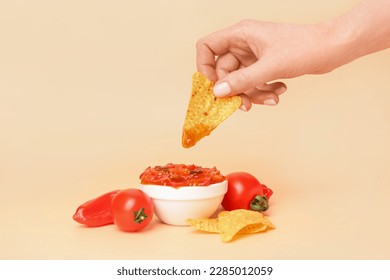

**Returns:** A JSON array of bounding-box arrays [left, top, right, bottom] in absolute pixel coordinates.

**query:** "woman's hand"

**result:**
[[196, 0, 390, 111], [197, 20, 337, 110]]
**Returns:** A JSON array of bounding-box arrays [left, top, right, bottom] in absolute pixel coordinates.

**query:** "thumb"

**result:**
[[213, 61, 274, 97]]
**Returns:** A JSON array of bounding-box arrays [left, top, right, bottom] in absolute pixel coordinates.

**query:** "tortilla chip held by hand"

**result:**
[[182, 72, 242, 148]]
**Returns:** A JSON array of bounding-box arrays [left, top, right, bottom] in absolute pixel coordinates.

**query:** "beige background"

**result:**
[[1, 0, 389, 259]]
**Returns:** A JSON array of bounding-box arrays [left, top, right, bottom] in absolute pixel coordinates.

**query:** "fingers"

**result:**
[[238, 82, 287, 111], [196, 42, 217, 82], [246, 90, 280, 106], [215, 53, 240, 79], [247, 82, 286, 104], [196, 24, 244, 82], [253, 81, 287, 95], [196, 22, 286, 110], [239, 93, 252, 112], [196, 31, 231, 82], [213, 61, 276, 97], [196, 21, 275, 96]]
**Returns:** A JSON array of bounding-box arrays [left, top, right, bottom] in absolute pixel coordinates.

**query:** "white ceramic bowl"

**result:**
[[139, 180, 227, 226]]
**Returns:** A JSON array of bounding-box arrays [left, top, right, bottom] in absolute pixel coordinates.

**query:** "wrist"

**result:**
[[316, 18, 361, 73], [322, 0, 390, 71]]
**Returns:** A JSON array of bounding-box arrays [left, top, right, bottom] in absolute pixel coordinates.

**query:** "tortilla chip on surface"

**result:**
[[187, 209, 275, 242]]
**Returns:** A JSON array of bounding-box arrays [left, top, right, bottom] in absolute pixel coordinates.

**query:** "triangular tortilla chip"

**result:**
[[182, 72, 241, 148], [186, 210, 275, 242], [186, 217, 220, 233], [218, 210, 275, 242]]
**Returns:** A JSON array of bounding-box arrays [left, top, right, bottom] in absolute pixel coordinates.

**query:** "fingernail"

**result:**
[[239, 104, 248, 112], [275, 86, 287, 94], [264, 99, 277, 106], [213, 82, 231, 97]]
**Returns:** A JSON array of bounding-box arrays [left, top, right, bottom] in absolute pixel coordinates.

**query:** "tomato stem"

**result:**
[[250, 195, 269, 212], [133, 208, 148, 224]]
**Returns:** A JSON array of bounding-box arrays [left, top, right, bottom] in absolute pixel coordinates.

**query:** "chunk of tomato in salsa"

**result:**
[[139, 163, 226, 187]]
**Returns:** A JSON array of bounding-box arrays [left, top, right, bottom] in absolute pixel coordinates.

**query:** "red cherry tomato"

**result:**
[[111, 189, 154, 232], [222, 172, 273, 212]]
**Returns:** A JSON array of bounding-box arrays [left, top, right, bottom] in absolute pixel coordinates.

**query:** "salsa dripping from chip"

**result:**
[[182, 72, 242, 148]]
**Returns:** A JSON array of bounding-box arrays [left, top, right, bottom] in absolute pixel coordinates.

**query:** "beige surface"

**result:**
[[1, 0, 389, 260]]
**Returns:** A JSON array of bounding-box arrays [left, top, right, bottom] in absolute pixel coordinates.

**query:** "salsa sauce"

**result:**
[[139, 163, 226, 187]]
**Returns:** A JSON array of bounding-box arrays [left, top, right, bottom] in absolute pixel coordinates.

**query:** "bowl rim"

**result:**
[[139, 180, 227, 200]]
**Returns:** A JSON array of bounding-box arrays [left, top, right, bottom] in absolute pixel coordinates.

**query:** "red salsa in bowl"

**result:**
[[139, 163, 226, 187]]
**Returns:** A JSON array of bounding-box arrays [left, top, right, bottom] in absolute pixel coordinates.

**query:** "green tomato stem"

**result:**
[[250, 195, 269, 212], [133, 208, 148, 224]]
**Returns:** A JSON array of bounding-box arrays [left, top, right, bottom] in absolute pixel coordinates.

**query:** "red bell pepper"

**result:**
[[73, 190, 120, 227]]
